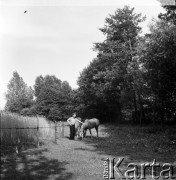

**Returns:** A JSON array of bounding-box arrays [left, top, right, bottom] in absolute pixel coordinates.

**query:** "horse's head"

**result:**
[[74, 117, 83, 138], [79, 124, 86, 139]]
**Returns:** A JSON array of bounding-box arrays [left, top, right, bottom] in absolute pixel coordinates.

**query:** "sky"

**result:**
[[0, 0, 165, 110]]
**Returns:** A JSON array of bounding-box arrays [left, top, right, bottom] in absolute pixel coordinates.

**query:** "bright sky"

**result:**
[[0, 0, 165, 110]]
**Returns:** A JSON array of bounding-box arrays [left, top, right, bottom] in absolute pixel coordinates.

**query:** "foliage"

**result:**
[[141, 19, 176, 122], [34, 75, 74, 121], [77, 6, 145, 122], [158, 0, 176, 25], [20, 107, 37, 116], [5, 71, 34, 113], [78, 5, 176, 124]]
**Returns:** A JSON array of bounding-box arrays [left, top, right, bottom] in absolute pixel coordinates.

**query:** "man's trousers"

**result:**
[[69, 125, 75, 140]]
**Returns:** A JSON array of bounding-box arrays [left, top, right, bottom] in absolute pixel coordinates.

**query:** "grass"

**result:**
[[75, 123, 176, 179], [1, 122, 176, 179], [0, 111, 51, 153]]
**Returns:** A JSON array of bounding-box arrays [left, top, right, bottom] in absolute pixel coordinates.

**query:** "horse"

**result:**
[[79, 118, 99, 139]]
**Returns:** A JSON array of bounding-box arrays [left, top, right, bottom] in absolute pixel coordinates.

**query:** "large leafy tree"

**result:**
[[141, 19, 176, 122], [34, 75, 74, 121], [5, 71, 34, 113], [78, 6, 145, 122]]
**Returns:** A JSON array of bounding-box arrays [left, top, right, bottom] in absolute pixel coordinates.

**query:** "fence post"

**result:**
[[10, 128, 12, 144], [37, 116, 39, 148], [15, 128, 19, 153], [61, 121, 64, 138], [55, 122, 57, 144]]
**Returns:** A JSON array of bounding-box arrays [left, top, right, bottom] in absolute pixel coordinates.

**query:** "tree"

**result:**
[[34, 75, 74, 121], [141, 19, 176, 122], [5, 71, 34, 113], [158, 0, 176, 24], [78, 6, 145, 122], [34, 75, 61, 97]]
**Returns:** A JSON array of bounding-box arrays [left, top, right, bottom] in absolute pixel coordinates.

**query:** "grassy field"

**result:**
[[1, 122, 176, 180]]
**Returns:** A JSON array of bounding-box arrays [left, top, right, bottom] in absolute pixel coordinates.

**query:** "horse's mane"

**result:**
[[77, 117, 86, 122]]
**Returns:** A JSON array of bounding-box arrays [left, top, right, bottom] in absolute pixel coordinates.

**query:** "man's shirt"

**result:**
[[67, 117, 76, 125]]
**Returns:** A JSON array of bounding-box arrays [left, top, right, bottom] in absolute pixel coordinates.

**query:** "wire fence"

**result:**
[[0, 115, 65, 153]]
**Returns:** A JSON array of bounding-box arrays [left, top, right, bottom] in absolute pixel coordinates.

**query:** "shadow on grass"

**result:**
[[77, 124, 176, 177], [1, 148, 73, 180]]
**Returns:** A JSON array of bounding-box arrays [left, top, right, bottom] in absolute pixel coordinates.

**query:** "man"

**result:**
[[67, 113, 76, 140]]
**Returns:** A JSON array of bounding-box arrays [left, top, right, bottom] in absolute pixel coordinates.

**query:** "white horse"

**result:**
[[79, 118, 99, 139]]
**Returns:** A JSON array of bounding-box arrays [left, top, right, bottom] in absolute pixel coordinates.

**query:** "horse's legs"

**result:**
[[76, 127, 79, 138], [84, 130, 87, 138], [89, 129, 92, 137], [78, 127, 81, 137], [95, 126, 98, 137]]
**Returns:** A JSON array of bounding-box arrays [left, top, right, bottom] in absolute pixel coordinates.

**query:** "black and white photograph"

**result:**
[[0, 0, 176, 179]]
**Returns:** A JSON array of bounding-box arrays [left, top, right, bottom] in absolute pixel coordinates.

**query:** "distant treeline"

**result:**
[[5, 5, 176, 124]]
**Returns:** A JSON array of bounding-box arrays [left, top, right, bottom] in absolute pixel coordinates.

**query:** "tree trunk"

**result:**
[[160, 98, 165, 124], [133, 90, 138, 123], [114, 104, 122, 123], [137, 93, 145, 125]]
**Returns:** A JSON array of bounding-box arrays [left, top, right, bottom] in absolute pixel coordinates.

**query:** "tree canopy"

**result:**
[[5, 71, 34, 113], [34, 75, 74, 121], [77, 5, 176, 123], [77, 6, 146, 122], [141, 19, 176, 122]]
